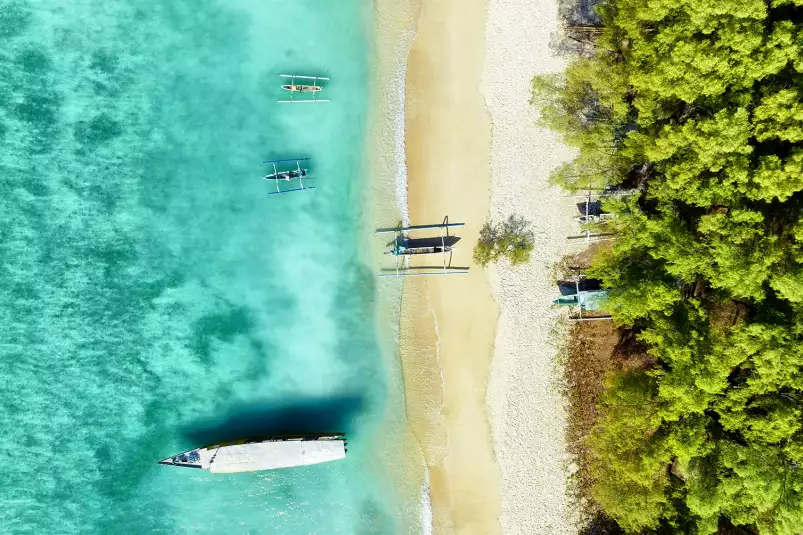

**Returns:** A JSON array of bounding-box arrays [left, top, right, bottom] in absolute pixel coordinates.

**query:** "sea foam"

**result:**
[[389, 29, 417, 227], [420, 467, 434, 535]]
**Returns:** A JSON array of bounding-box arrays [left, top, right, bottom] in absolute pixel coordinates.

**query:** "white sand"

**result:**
[[482, 1, 582, 534]]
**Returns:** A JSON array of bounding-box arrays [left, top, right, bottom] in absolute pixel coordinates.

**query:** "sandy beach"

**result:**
[[482, 0, 581, 533], [386, 0, 580, 532], [400, 0, 502, 534]]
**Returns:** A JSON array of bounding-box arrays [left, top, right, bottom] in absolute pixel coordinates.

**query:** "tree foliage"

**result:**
[[473, 215, 535, 266], [536, 0, 803, 533]]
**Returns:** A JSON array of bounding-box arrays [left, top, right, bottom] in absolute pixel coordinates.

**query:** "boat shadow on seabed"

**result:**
[[178, 394, 365, 448]]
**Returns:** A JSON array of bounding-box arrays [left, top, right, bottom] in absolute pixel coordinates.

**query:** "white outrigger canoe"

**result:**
[[158, 434, 346, 473], [277, 74, 330, 103]]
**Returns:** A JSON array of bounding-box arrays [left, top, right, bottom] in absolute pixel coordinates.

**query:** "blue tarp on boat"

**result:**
[[553, 290, 609, 311]]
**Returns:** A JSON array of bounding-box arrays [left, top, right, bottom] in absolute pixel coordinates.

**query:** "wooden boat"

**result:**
[[277, 74, 330, 103], [390, 235, 461, 256], [280, 83, 322, 93], [553, 271, 612, 322], [262, 157, 315, 195], [375, 218, 469, 277]]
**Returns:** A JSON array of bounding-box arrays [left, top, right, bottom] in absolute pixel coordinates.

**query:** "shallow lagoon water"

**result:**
[[0, 1, 412, 533]]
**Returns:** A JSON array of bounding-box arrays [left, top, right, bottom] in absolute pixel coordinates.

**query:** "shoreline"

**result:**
[[367, 1, 441, 533], [373, 0, 582, 532], [400, 0, 502, 533], [368, 0, 421, 228]]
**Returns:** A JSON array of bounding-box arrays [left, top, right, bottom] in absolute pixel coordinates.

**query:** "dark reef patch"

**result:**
[[0, 1, 32, 40], [73, 113, 123, 149], [90, 50, 118, 74], [17, 48, 50, 74], [14, 91, 60, 128], [190, 305, 255, 366], [13, 89, 62, 153]]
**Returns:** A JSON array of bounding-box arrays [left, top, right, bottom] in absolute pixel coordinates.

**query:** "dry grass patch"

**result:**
[[565, 319, 619, 507]]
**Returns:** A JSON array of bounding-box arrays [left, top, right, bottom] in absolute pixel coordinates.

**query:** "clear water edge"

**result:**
[[365, 0, 435, 533], [0, 0, 423, 533]]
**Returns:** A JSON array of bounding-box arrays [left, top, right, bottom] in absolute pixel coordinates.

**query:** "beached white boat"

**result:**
[[158, 434, 346, 473]]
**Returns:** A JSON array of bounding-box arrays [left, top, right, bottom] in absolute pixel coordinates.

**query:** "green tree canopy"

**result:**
[[473, 215, 535, 267], [535, 0, 803, 532]]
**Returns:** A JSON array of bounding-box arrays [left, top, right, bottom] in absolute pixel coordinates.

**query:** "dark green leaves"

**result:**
[[535, 0, 803, 532], [473, 215, 535, 266]]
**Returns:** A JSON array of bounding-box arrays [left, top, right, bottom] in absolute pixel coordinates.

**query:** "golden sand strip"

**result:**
[[400, 0, 502, 533]]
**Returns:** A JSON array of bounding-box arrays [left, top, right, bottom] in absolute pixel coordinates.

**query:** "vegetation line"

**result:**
[[534, 0, 803, 533]]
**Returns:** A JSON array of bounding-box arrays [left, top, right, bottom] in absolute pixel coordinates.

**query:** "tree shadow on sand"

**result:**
[[550, 0, 605, 56]]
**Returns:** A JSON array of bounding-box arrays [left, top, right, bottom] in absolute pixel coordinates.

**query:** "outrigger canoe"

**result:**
[[277, 74, 330, 103]]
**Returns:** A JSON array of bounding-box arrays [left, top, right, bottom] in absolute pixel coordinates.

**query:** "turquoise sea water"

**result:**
[[0, 1, 414, 533]]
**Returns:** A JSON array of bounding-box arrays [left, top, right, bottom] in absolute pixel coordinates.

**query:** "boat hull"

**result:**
[[158, 434, 346, 473], [264, 168, 308, 181], [281, 84, 322, 93]]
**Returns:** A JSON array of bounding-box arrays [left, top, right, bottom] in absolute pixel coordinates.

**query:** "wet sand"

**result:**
[[401, 0, 502, 533], [389, 0, 582, 532]]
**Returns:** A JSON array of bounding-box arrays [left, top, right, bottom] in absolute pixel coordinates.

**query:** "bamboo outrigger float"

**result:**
[[277, 74, 330, 103], [376, 218, 469, 277]]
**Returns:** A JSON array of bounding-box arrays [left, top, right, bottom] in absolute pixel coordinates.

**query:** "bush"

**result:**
[[473, 215, 535, 266]]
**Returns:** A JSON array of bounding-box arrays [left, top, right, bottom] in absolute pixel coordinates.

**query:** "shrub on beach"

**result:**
[[535, 0, 803, 533], [473, 215, 535, 267]]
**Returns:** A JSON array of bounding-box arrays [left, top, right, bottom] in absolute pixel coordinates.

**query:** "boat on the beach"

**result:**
[[158, 434, 347, 473], [388, 234, 460, 256], [566, 189, 635, 243], [277, 74, 330, 103], [554, 272, 612, 322], [375, 217, 469, 277]]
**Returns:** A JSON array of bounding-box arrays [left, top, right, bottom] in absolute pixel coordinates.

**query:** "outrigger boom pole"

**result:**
[[375, 218, 469, 277], [277, 74, 331, 103], [375, 223, 465, 234], [377, 271, 469, 278], [263, 157, 315, 196]]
